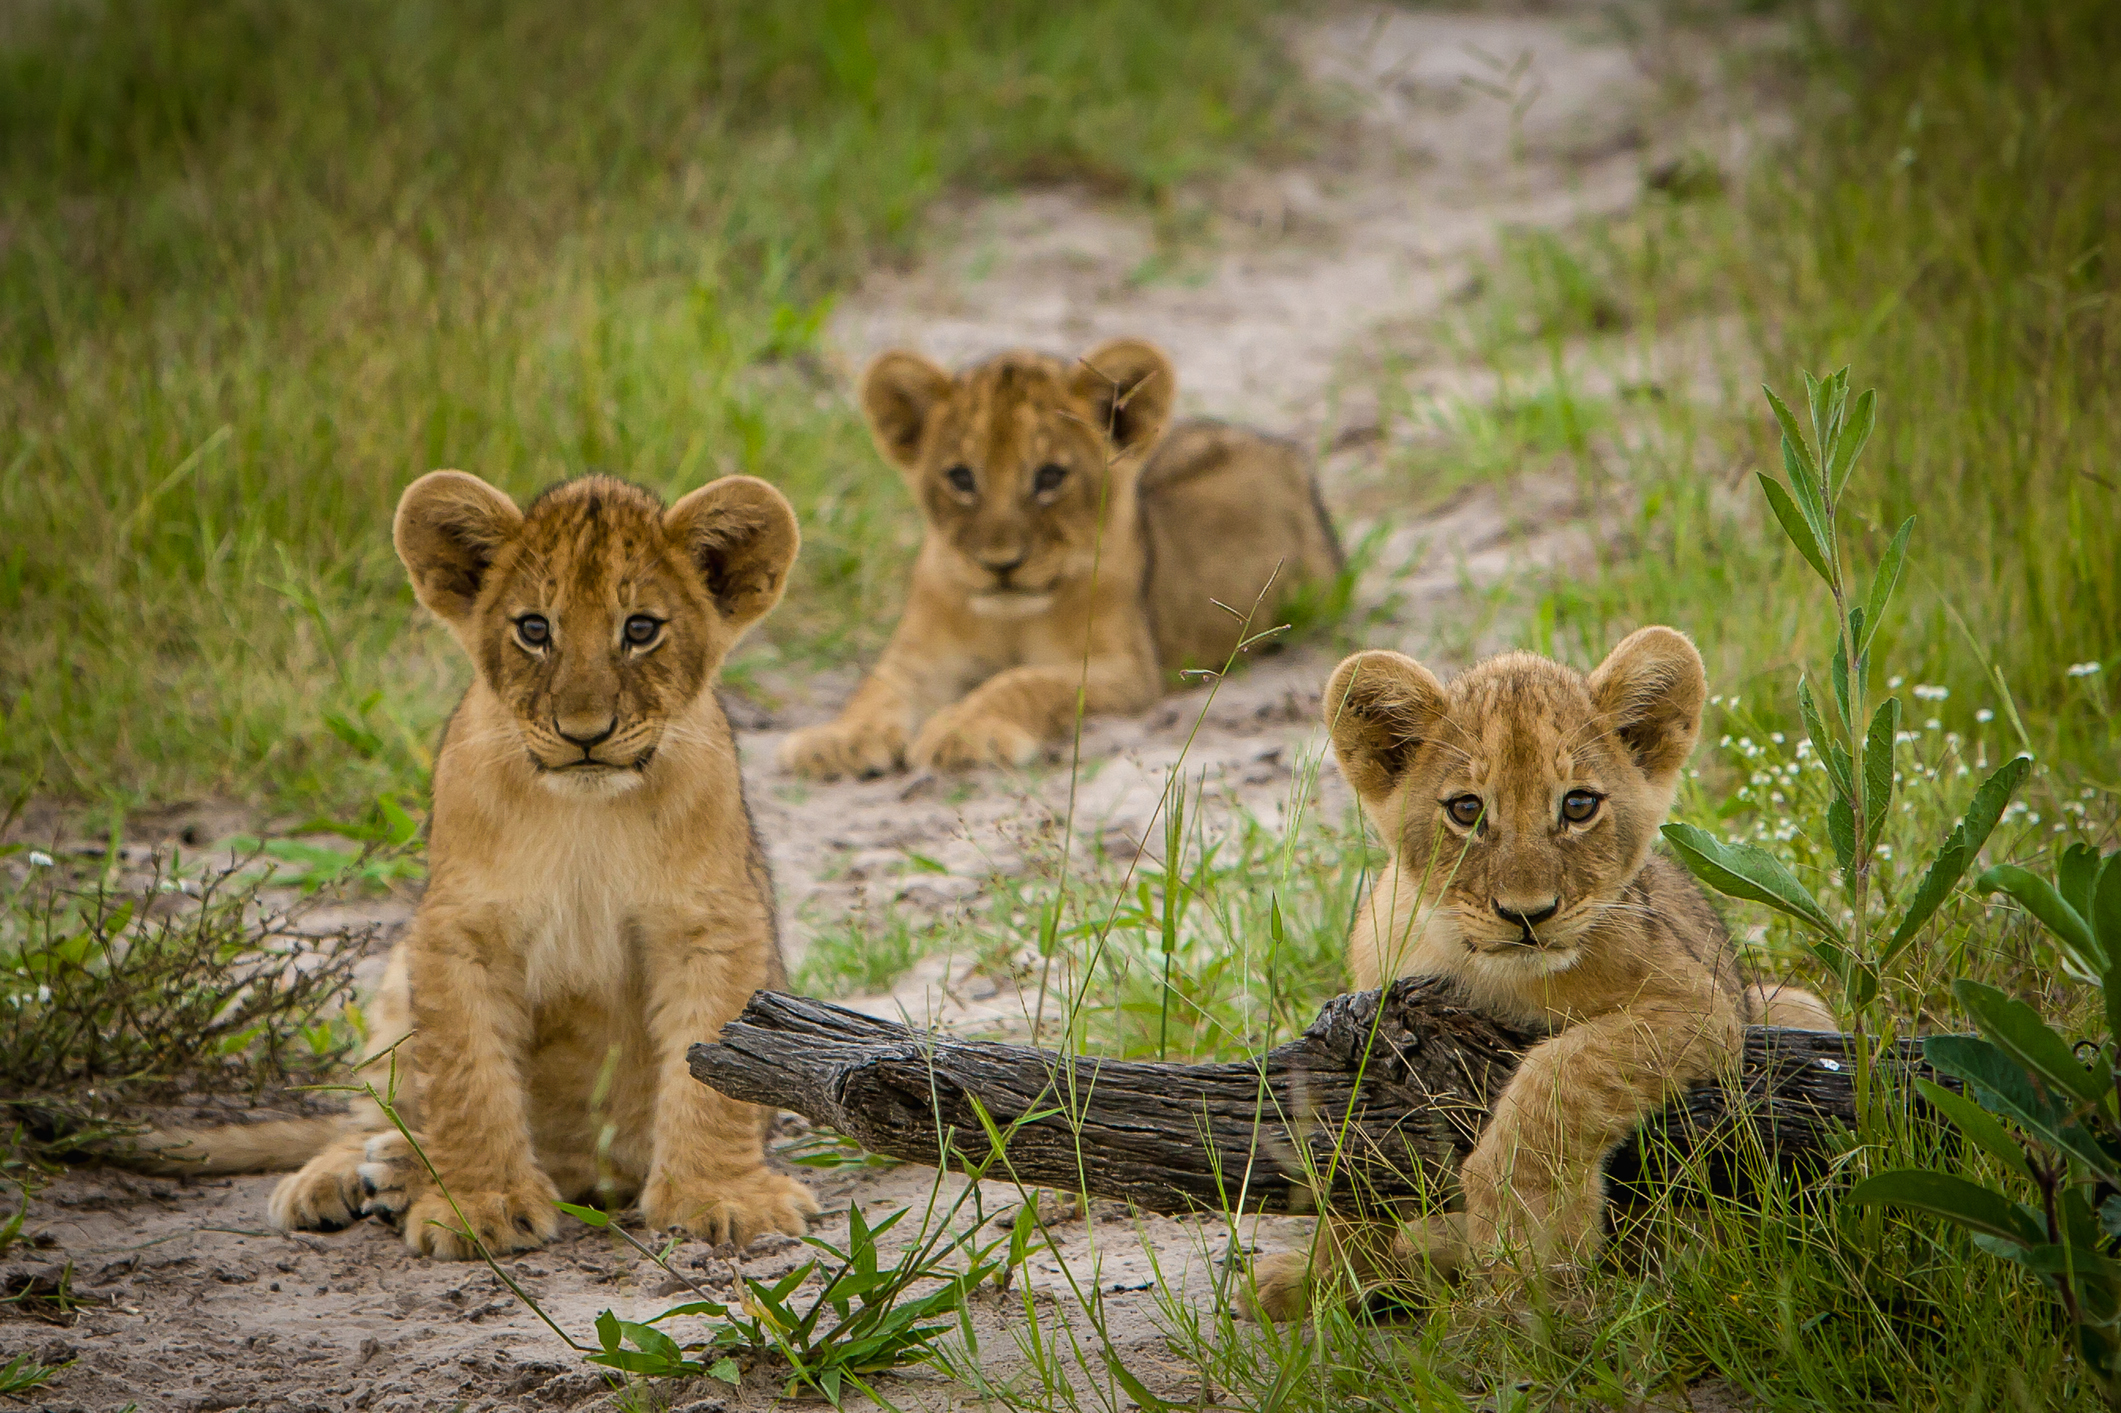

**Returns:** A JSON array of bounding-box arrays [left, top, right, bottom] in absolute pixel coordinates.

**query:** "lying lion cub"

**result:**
[[143, 472, 818, 1257], [781, 338, 1342, 777], [1248, 628, 1834, 1318]]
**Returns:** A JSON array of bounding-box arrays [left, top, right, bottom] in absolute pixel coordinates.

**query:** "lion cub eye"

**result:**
[[1445, 795, 1484, 829], [1033, 462, 1068, 495], [944, 464, 977, 495], [1562, 790, 1602, 824], [515, 615, 550, 649], [623, 615, 661, 647]]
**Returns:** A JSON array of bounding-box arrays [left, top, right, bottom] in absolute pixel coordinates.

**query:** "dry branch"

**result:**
[[689, 980, 1924, 1216]]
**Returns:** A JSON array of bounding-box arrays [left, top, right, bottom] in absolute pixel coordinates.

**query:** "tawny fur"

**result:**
[[779, 338, 1342, 778], [1246, 629, 1835, 1320], [141, 472, 817, 1259]]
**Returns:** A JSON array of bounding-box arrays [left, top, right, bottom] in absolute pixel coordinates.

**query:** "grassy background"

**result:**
[[0, 0, 1306, 810]]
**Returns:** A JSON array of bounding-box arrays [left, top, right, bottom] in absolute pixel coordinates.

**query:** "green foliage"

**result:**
[[0, 842, 366, 1154], [1661, 371, 2028, 1016], [1853, 845, 2121, 1403], [0, 1353, 60, 1396]]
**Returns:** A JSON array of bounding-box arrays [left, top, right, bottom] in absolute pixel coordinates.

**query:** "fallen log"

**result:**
[[688, 980, 1926, 1217]]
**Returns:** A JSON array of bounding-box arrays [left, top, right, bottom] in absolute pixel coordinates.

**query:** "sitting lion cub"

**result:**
[[143, 472, 818, 1257], [780, 338, 1342, 777], [1248, 628, 1834, 1318]]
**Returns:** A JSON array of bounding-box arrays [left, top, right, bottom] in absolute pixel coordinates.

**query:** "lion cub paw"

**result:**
[[354, 1130, 427, 1229], [779, 718, 907, 780], [400, 1172, 561, 1260], [641, 1168, 818, 1249], [909, 709, 1041, 772], [1239, 1250, 1314, 1323], [269, 1140, 366, 1234]]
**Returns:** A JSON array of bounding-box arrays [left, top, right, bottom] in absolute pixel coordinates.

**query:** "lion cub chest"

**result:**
[[468, 812, 685, 1009]]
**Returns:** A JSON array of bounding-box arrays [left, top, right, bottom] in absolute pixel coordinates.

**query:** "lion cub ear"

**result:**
[[1070, 338, 1174, 457], [1324, 650, 1448, 808], [860, 350, 954, 473], [1587, 626, 1708, 785], [665, 476, 801, 636], [393, 471, 524, 625]]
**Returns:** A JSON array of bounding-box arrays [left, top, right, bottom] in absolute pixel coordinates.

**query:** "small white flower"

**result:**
[[1877, 845, 1893, 861], [1770, 791, 1786, 804], [2068, 661, 2103, 678], [35, 985, 51, 1005], [2028, 813, 2041, 826], [1975, 708, 1995, 723], [1770, 732, 1785, 744], [1926, 718, 1942, 731], [1887, 675, 1905, 689], [1720, 735, 1734, 749], [1710, 695, 1725, 707], [27, 851, 53, 868], [1913, 684, 1949, 701]]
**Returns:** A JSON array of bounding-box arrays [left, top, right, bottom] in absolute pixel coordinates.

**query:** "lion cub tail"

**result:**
[[121, 1118, 342, 1176], [1748, 982, 1840, 1032]]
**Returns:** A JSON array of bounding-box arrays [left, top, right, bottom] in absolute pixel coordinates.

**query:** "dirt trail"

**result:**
[[7, 8, 1776, 1410]]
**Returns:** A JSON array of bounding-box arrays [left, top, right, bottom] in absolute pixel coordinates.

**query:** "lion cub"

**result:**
[[146, 472, 818, 1258], [780, 338, 1342, 777], [1248, 628, 1833, 1318]]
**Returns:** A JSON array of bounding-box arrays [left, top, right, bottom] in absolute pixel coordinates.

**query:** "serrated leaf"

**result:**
[[1980, 863, 2104, 982], [1882, 755, 2031, 964], [1864, 697, 1900, 851], [1661, 822, 1844, 943], [1916, 1077, 2032, 1182], [1757, 472, 1835, 586], [1860, 514, 1911, 652], [1954, 979, 2108, 1107], [1831, 387, 1877, 495], [1799, 676, 1851, 796], [1849, 1169, 2042, 1246]]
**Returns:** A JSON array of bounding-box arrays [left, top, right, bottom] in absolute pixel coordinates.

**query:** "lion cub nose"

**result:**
[[555, 715, 617, 749], [1493, 898, 1560, 933]]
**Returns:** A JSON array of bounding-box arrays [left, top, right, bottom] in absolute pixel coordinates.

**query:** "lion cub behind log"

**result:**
[[1249, 628, 1834, 1318], [780, 338, 1343, 777], [142, 472, 817, 1258]]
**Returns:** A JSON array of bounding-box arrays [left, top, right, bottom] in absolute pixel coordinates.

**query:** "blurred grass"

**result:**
[[1479, 0, 2121, 778], [0, 0, 1307, 810]]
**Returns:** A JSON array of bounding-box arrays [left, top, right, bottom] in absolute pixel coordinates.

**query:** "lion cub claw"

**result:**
[[641, 1168, 819, 1248], [909, 708, 1040, 772], [401, 1173, 562, 1260], [779, 717, 906, 780]]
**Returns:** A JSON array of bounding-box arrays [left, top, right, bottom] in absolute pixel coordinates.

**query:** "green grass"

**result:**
[[0, 0, 1308, 811]]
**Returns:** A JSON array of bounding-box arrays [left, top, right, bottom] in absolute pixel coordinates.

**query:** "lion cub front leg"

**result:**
[[780, 611, 977, 779], [912, 659, 1156, 770], [398, 937, 561, 1260], [1458, 1004, 1735, 1274], [636, 927, 818, 1247]]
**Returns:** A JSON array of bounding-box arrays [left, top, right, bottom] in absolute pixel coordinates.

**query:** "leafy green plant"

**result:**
[[0, 842, 369, 1155], [225, 792, 425, 893], [1852, 843, 2121, 1403], [568, 1198, 998, 1404], [1658, 370, 2030, 1019], [0, 1352, 59, 1395]]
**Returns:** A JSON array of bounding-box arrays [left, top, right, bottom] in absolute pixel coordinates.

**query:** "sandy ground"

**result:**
[[5, 6, 1780, 1409]]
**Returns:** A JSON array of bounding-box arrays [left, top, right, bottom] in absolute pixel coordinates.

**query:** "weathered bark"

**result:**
[[688, 980, 1925, 1216]]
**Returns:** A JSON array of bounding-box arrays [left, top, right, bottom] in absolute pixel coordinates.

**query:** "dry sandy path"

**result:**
[[7, 7, 1776, 1410]]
